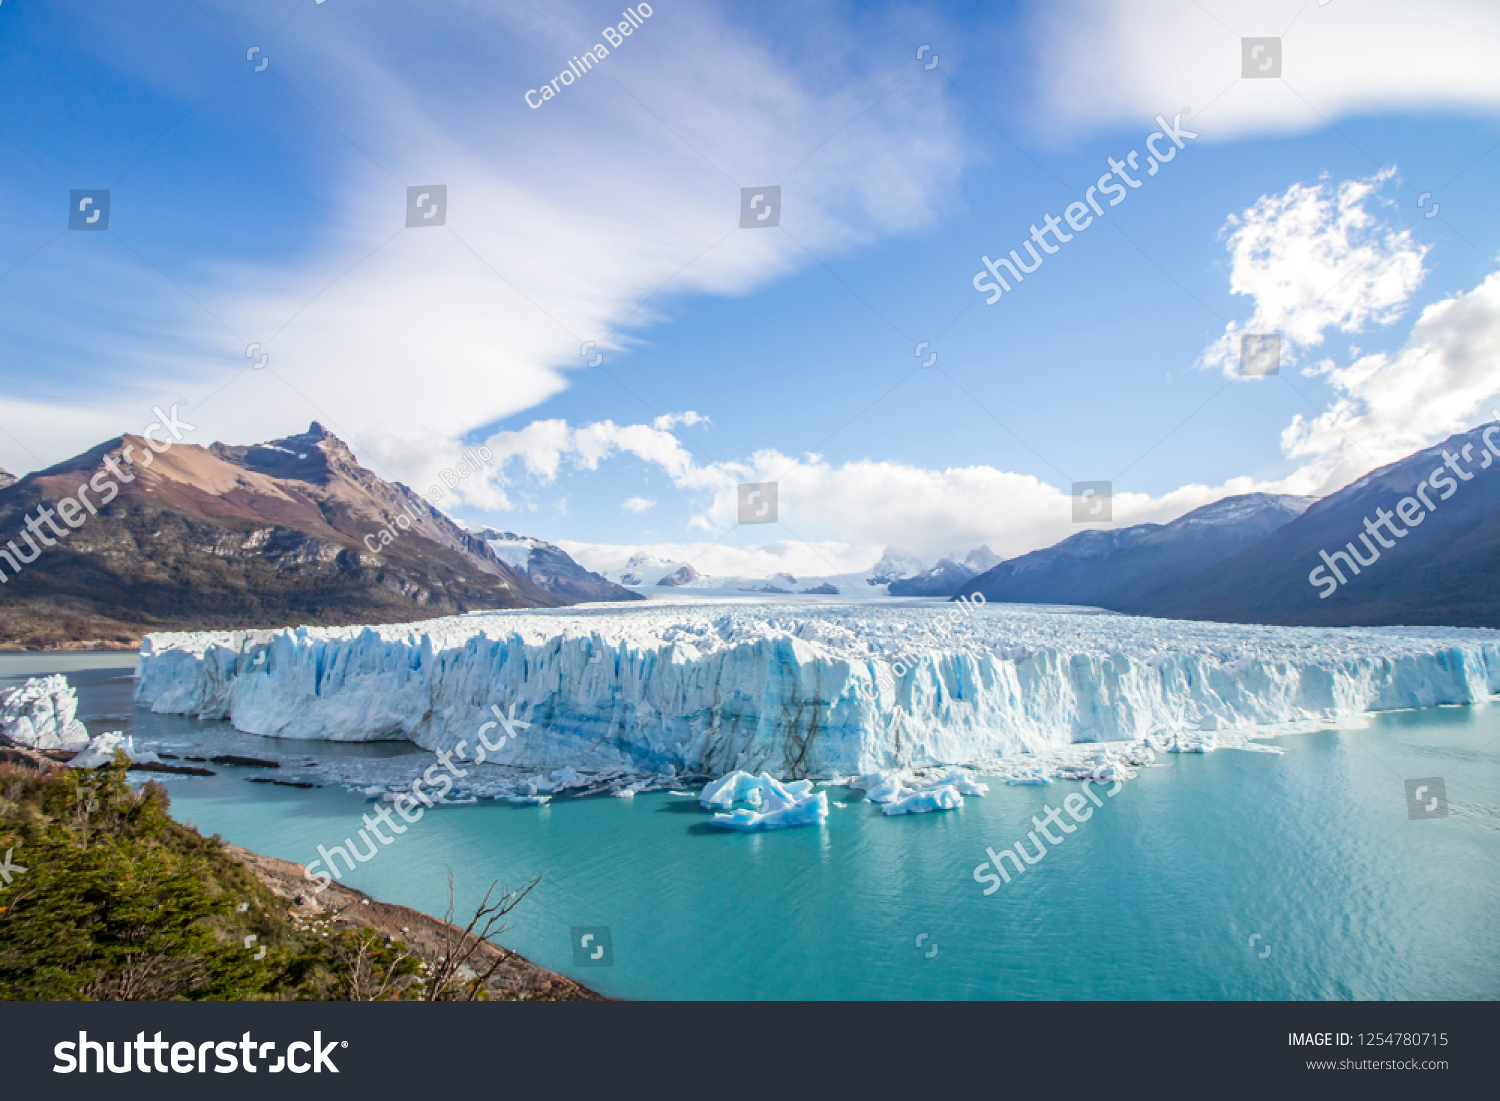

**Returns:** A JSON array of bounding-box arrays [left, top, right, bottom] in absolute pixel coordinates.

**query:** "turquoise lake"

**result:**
[[8, 652, 1498, 1000]]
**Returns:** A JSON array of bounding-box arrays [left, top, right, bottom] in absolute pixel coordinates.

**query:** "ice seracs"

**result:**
[[0, 675, 89, 750]]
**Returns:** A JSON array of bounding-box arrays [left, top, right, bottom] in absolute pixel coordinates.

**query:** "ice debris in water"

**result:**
[[847, 767, 989, 816], [0, 675, 89, 750], [702, 771, 829, 831], [68, 732, 160, 769]]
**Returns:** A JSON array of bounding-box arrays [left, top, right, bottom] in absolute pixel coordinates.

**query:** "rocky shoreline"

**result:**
[[224, 843, 607, 1001]]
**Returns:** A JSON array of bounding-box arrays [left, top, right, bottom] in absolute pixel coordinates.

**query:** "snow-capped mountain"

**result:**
[[465, 528, 641, 604]]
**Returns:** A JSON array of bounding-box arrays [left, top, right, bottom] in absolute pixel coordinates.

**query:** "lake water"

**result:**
[[7, 652, 1498, 1000]]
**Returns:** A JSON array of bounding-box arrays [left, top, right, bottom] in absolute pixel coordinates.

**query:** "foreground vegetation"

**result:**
[[0, 756, 568, 1000]]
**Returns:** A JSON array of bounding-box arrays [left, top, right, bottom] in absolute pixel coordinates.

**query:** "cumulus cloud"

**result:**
[[1282, 270, 1500, 495], [1198, 168, 1427, 375], [428, 406, 1305, 567]]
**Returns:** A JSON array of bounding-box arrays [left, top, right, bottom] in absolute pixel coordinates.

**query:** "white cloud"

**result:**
[[1198, 168, 1427, 374], [652, 412, 711, 431], [0, 2, 965, 474], [1282, 270, 1500, 494], [440, 408, 1307, 566], [1030, 0, 1500, 141], [622, 496, 656, 513]]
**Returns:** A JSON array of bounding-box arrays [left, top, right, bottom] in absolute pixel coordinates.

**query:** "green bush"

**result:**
[[0, 758, 397, 1000]]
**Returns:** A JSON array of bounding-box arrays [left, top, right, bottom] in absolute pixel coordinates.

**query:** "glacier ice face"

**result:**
[[0, 675, 90, 751], [133, 602, 1500, 783]]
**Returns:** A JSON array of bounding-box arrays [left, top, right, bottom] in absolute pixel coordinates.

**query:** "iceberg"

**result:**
[[708, 773, 829, 831], [69, 732, 161, 770], [133, 603, 1500, 785], [0, 675, 89, 750], [883, 785, 963, 816], [701, 770, 815, 809], [849, 767, 987, 815]]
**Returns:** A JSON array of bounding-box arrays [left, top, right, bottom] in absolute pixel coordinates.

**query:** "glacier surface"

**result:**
[[134, 602, 1500, 785]]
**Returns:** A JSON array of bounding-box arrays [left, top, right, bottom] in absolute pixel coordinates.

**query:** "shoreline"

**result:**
[[223, 843, 609, 1001]]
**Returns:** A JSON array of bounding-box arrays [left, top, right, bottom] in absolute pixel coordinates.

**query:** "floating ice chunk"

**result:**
[[1006, 769, 1052, 785], [851, 771, 907, 803], [701, 770, 764, 808], [68, 732, 161, 769], [1171, 733, 1219, 753], [711, 791, 828, 831], [1, 675, 89, 750], [882, 785, 963, 816], [507, 794, 550, 806], [926, 767, 990, 796], [612, 788, 637, 798]]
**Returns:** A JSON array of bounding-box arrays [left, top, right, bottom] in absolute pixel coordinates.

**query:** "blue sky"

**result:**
[[3, 0, 1500, 576]]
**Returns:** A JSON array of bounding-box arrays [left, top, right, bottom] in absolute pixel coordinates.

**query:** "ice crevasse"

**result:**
[[133, 603, 1500, 779]]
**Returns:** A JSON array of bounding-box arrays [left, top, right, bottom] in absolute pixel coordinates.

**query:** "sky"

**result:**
[[3, 0, 1500, 579]]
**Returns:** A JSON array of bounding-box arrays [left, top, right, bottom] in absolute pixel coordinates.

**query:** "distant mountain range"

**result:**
[[0, 424, 633, 649], [957, 427, 1500, 628], [597, 545, 1005, 598]]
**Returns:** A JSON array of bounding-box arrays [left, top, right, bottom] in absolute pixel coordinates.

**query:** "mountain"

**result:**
[[866, 549, 929, 586], [0, 468, 15, 490], [1131, 427, 1500, 627], [466, 528, 641, 604], [888, 558, 979, 596], [954, 493, 1314, 610], [0, 423, 563, 648], [589, 544, 1004, 599], [962, 545, 1003, 573], [657, 564, 702, 587]]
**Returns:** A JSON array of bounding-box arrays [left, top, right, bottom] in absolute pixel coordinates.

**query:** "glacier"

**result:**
[[133, 602, 1500, 788]]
